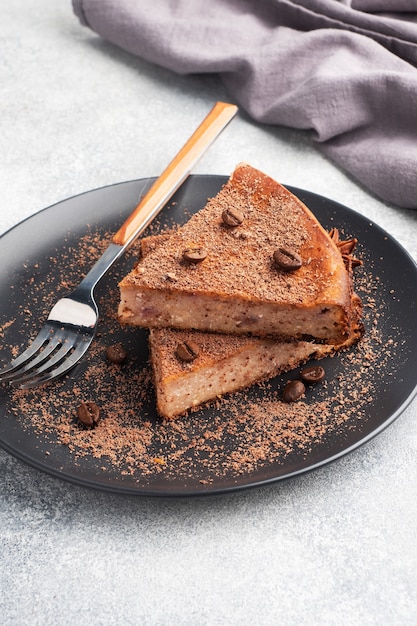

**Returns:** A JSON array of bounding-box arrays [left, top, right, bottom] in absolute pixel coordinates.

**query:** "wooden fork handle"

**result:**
[[112, 101, 238, 248]]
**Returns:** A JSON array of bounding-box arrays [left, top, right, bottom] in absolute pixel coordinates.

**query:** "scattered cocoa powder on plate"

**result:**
[[0, 226, 406, 488]]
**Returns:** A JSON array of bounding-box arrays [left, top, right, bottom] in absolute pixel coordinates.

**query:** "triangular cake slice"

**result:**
[[149, 323, 361, 419], [119, 164, 354, 344], [141, 235, 363, 419]]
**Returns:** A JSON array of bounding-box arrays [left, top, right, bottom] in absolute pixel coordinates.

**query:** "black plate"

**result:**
[[1, 176, 417, 497]]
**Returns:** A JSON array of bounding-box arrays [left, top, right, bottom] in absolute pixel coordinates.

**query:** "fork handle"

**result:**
[[112, 101, 238, 248]]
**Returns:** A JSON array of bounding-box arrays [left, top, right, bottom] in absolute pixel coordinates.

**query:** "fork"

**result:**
[[0, 101, 238, 388]]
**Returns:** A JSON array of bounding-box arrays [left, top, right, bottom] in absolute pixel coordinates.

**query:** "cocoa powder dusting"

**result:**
[[122, 167, 341, 307], [0, 225, 405, 489]]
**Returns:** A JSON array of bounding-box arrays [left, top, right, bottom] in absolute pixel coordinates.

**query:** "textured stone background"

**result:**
[[1, 2, 416, 625]]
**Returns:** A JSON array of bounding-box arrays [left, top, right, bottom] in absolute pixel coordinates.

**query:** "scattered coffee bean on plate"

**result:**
[[282, 380, 305, 403], [77, 401, 100, 427], [300, 365, 325, 384], [106, 343, 127, 365]]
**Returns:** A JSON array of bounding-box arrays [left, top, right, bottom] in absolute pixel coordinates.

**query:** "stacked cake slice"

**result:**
[[118, 164, 363, 419]]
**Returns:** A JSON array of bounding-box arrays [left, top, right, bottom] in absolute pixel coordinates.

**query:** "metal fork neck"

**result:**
[[72, 242, 125, 299]]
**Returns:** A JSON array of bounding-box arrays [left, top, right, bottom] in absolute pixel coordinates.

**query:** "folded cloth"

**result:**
[[72, 0, 417, 208], [341, 1, 417, 12]]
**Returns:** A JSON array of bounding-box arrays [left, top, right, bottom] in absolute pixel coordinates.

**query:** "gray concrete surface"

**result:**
[[1, 2, 417, 625]]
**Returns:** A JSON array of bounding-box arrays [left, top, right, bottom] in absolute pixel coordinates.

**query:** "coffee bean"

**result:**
[[282, 380, 305, 403], [182, 247, 208, 263], [222, 207, 244, 227], [77, 401, 100, 427], [273, 247, 302, 272], [175, 340, 199, 362], [300, 365, 325, 384], [106, 343, 127, 364]]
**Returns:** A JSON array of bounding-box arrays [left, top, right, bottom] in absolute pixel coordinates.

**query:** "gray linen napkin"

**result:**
[[72, 0, 417, 208]]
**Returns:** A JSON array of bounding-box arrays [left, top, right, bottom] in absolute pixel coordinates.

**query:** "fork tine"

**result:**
[[9, 338, 76, 386], [2, 334, 67, 383], [6, 328, 90, 386], [19, 337, 92, 388], [0, 326, 53, 380], [1, 322, 91, 385]]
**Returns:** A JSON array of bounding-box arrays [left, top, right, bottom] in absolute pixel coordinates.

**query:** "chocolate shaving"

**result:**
[[329, 228, 363, 270]]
